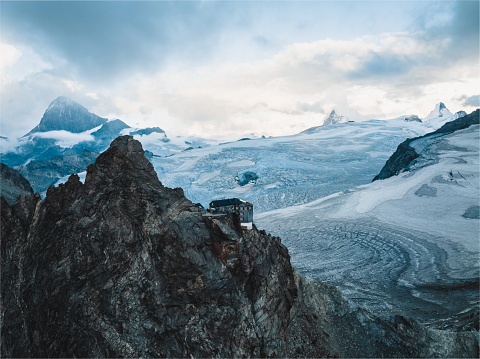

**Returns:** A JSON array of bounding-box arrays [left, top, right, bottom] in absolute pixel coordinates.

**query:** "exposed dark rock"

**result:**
[[0, 163, 34, 205], [237, 171, 259, 186], [374, 109, 479, 181], [1, 136, 477, 358], [415, 184, 437, 197], [431, 108, 479, 135], [372, 139, 420, 181], [462, 205, 480, 219], [26, 96, 108, 135], [1, 136, 296, 358]]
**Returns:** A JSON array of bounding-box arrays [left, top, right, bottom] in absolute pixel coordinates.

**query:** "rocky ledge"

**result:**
[[1, 136, 478, 358]]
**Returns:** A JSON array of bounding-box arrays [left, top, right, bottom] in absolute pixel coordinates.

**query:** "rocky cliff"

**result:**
[[1, 136, 477, 358]]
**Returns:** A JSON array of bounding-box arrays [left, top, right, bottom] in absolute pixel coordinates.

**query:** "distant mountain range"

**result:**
[[0, 96, 470, 204], [0, 97, 198, 193], [1, 96, 168, 169]]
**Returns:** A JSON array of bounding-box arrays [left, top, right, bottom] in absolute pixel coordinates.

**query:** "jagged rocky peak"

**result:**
[[424, 102, 453, 120], [26, 96, 108, 135], [2, 135, 297, 357], [83, 135, 160, 190], [323, 109, 348, 126]]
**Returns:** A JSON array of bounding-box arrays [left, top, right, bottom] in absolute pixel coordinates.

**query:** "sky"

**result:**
[[1, 0, 479, 139]]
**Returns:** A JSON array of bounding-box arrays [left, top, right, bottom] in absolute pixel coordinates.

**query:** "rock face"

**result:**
[[1, 136, 296, 358], [372, 139, 420, 181], [0, 163, 34, 205], [27, 96, 108, 135], [374, 109, 479, 181], [1, 136, 477, 358]]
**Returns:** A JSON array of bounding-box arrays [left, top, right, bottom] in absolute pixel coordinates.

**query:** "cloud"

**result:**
[[349, 52, 416, 79], [1, 1, 478, 139], [415, 1, 479, 60], [458, 94, 480, 108], [31, 130, 95, 148], [1, 1, 251, 85], [0, 43, 21, 73]]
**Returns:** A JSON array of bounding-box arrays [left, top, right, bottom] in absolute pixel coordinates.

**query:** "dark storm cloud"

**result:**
[[347, 1, 478, 83], [1, 1, 246, 84], [415, 1, 479, 58], [348, 53, 416, 80]]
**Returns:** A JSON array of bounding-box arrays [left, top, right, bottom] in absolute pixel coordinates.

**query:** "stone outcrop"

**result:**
[[1, 136, 478, 358]]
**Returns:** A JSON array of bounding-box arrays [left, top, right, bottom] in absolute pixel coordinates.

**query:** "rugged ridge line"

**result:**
[[373, 109, 479, 181], [1, 136, 478, 358]]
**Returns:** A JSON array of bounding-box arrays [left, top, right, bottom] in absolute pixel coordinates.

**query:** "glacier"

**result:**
[[255, 121, 479, 329]]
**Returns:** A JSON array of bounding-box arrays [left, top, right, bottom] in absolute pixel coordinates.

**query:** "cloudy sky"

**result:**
[[1, 0, 479, 139]]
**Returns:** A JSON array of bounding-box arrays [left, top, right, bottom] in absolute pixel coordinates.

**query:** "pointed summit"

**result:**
[[26, 96, 108, 136], [423, 102, 453, 121], [84, 135, 160, 191], [323, 109, 348, 126]]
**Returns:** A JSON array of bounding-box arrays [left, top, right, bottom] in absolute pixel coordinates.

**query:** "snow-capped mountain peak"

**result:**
[[423, 102, 453, 121], [46, 96, 78, 112], [323, 109, 348, 126], [26, 96, 108, 135]]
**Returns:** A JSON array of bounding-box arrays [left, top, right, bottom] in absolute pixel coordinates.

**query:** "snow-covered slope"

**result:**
[[150, 117, 429, 213], [256, 121, 479, 326]]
